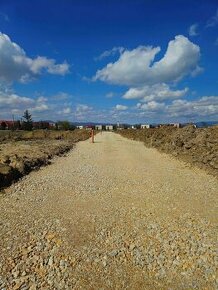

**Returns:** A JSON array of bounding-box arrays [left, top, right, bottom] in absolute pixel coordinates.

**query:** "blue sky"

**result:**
[[0, 0, 217, 123]]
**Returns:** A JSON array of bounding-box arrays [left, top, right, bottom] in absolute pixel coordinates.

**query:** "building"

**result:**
[[105, 125, 114, 131], [141, 124, 151, 129], [173, 123, 181, 128], [0, 120, 23, 130], [76, 125, 84, 129], [95, 125, 103, 130]]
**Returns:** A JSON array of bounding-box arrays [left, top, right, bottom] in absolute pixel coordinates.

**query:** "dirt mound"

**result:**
[[0, 130, 91, 189], [117, 125, 218, 176]]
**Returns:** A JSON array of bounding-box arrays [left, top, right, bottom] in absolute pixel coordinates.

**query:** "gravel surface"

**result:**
[[0, 132, 217, 289]]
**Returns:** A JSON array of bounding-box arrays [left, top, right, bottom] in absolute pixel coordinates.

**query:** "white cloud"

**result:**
[[62, 107, 71, 114], [76, 104, 91, 112], [106, 92, 116, 98], [0, 12, 9, 22], [151, 35, 201, 83], [206, 9, 218, 28], [168, 96, 218, 117], [115, 104, 128, 111], [136, 96, 218, 119], [190, 65, 204, 77], [94, 45, 160, 86], [0, 32, 70, 83], [136, 101, 165, 112], [51, 92, 70, 101], [0, 92, 34, 107], [94, 35, 201, 86], [32, 103, 49, 113], [74, 104, 93, 120], [95, 47, 125, 61], [123, 83, 188, 102], [0, 89, 51, 119], [189, 23, 199, 36]]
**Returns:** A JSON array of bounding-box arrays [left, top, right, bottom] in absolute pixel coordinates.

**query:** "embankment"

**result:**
[[117, 125, 218, 177]]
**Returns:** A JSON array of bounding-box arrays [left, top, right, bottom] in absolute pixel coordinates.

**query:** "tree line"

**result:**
[[0, 110, 75, 131]]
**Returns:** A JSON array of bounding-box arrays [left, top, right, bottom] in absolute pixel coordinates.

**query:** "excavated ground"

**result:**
[[0, 130, 90, 189], [117, 125, 218, 177], [0, 132, 217, 289]]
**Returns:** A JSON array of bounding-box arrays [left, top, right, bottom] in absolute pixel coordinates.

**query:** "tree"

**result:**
[[22, 110, 33, 131], [58, 121, 71, 131], [0, 121, 7, 130]]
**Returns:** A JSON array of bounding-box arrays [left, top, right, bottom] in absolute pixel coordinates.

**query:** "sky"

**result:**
[[0, 0, 217, 124]]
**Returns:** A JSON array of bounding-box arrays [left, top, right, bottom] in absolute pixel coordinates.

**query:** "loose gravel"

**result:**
[[0, 132, 217, 289]]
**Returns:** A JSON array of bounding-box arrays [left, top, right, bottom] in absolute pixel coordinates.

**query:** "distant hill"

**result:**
[[195, 121, 218, 128]]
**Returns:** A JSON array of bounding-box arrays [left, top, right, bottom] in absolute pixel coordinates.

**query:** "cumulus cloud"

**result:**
[[31, 103, 49, 113], [115, 104, 128, 111], [76, 104, 91, 112], [94, 35, 201, 86], [136, 96, 218, 119], [206, 9, 218, 28], [0, 89, 50, 118], [0, 32, 70, 83], [94, 45, 160, 86], [95, 47, 125, 61], [123, 83, 188, 102], [0, 91, 34, 107], [136, 101, 165, 112], [106, 92, 116, 98], [188, 23, 199, 36], [75, 104, 93, 120], [62, 107, 71, 114], [168, 96, 218, 117], [51, 92, 70, 101]]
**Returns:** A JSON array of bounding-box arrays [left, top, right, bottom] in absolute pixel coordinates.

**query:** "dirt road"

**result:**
[[0, 132, 217, 289]]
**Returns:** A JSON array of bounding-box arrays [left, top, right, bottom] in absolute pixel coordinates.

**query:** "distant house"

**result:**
[[141, 124, 151, 129], [76, 125, 84, 129], [49, 121, 56, 128], [105, 125, 114, 131], [33, 121, 51, 129], [95, 125, 103, 130], [173, 123, 181, 128], [116, 123, 129, 130], [0, 120, 16, 130], [85, 125, 95, 130]]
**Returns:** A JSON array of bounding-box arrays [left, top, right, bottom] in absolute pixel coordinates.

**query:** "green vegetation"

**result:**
[[22, 110, 33, 131]]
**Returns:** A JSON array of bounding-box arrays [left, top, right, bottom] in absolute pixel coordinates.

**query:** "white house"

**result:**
[[95, 125, 103, 130], [173, 123, 181, 128], [105, 125, 114, 131], [76, 125, 84, 129], [141, 124, 151, 129]]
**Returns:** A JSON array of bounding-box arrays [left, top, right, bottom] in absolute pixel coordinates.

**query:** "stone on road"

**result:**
[[0, 132, 217, 289]]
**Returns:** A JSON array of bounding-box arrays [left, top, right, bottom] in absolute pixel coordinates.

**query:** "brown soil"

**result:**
[[0, 129, 91, 189], [117, 125, 218, 177]]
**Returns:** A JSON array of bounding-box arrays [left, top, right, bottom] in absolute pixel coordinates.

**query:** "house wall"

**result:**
[[141, 124, 150, 129], [105, 125, 114, 131], [95, 125, 103, 130]]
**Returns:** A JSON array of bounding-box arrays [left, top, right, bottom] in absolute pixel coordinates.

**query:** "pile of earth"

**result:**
[[0, 129, 91, 189], [117, 125, 218, 177]]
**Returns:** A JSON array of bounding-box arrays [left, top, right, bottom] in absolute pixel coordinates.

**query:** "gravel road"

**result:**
[[0, 132, 217, 289]]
